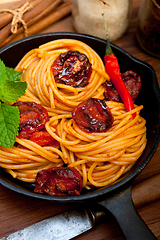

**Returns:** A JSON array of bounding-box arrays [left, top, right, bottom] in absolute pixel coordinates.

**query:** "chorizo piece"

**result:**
[[51, 50, 92, 87], [103, 70, 142, 102], [34, 167, 82, 196], [13, 101, 49, 139], [72, 98, 113, 133]]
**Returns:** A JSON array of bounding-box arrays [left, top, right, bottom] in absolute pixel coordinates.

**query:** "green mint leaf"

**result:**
[[0, 59, 27, 147], [6, 67, 22, 82], [0, 59, 7, 87], [0, 103, 19, 147], [0, 80, 27, 103]]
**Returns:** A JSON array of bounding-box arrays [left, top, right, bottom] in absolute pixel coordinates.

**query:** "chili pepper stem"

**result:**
[[102, 13, 113, 55]]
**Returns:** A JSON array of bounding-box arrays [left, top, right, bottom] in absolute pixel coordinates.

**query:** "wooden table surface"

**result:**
[[0, 0, 160, 239]]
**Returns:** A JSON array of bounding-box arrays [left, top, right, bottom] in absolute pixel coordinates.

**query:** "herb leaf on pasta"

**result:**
[[0, 103, 19, 147], [6, 66, 22, 81], [0, 59, 7, 87], [0, 59, 27, 147], [0, 79, 27, 103]]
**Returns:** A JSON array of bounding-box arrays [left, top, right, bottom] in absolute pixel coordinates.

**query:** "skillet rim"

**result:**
[[0, 32, 160, 202]]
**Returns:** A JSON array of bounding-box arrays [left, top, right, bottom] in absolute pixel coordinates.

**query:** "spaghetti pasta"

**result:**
[[0, 39, 147, 190]]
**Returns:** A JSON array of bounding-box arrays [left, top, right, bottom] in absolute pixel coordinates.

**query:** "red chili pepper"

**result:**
[[103, 16, 136, 118]]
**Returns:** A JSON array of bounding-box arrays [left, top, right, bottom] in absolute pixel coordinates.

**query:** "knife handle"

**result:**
[[84, 204, 107, 227]]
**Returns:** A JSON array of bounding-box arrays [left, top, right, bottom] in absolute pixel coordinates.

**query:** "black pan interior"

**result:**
[[0, 32, 160, 202]]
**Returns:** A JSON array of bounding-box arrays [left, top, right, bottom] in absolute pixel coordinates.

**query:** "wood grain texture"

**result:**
[[0, 0, 160, 239]]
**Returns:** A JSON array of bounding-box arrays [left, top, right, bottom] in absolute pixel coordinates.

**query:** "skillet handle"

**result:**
[[98, 185, 157, 240]]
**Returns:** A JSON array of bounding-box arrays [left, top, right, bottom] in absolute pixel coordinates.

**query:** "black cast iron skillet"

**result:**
[[0, 32, 160, 240]]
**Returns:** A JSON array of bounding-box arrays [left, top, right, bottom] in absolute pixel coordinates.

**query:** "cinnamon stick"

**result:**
[[11, 0, 63, 36], [0, 0, 63, 44], [0, 0, 72, 48], [0, 0, 65, 48], [27, 1, 72, 35], [27, 0, 63, 28], [22, 0, 62, 24], [0, 0, 44, 29]]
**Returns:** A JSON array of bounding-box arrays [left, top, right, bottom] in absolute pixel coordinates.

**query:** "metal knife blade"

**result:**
[[0, 206, 106, 240]]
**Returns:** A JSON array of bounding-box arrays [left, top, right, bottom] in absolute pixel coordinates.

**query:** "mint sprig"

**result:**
[[0, 59, 27, 147]]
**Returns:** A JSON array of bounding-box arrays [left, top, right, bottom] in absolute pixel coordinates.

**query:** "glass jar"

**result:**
[[72, 0, 132, 42], [136, 0, 160, 58]]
